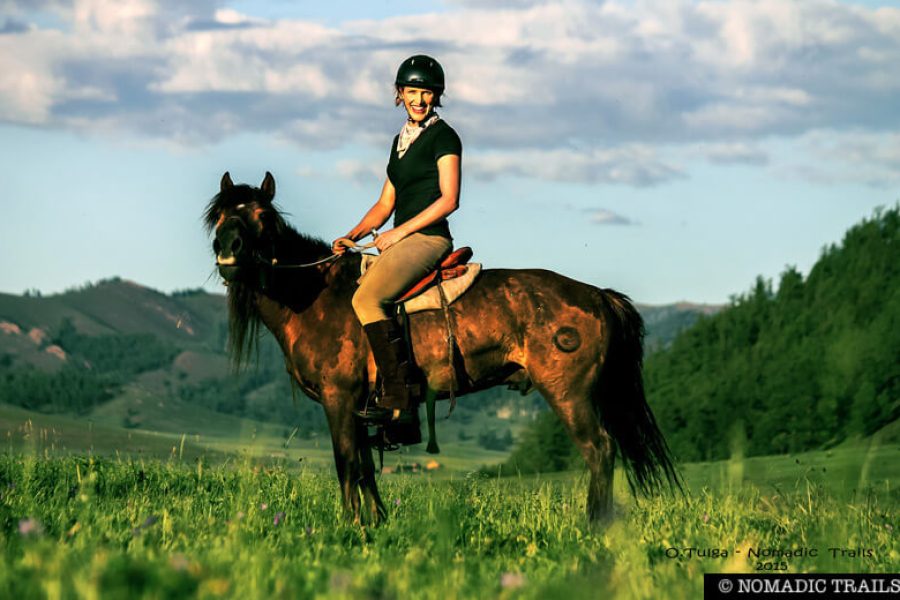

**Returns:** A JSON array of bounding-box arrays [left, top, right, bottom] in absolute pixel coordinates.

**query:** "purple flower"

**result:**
[[132, 514, 160, 536], [141, 515, 159, 528], [18, 518, 42, 537], [274, 511, 286, 526]]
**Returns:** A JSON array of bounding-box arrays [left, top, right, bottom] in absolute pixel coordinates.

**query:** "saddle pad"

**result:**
[[359, 255, 482, 315]]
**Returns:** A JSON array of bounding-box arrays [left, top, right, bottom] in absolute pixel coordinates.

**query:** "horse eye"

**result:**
[[259, 212, 277, 228]]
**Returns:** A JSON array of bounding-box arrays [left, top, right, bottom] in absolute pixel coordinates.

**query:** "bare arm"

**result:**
[[332, 178, 396, 254], [375, 154, 460, 252]]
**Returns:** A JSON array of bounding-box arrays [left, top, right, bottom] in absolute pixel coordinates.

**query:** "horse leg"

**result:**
[[538, 384, 616, 523], [356, 420, 387, 524], [324, 401, 363, 523]]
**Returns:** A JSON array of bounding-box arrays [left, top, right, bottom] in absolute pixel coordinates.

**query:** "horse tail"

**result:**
[[595, 289, 683, 497]]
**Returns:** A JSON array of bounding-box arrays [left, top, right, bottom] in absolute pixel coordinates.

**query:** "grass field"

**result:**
[[0, 432, 896, 599], [0, 396, 517, 475]]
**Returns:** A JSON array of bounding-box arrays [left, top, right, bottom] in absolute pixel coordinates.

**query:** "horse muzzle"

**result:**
[[216, 255, 243, 282]]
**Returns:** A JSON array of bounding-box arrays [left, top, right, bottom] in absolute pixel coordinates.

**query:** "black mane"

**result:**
[[206, 183, 339, 369], [204, 184, 255, 232], [205, 183, 332, 258]]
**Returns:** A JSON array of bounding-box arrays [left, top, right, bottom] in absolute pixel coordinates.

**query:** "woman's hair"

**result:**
[[395, 85, 443, 108]]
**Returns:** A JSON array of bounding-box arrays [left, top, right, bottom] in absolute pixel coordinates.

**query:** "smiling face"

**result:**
[[400, 86, 436, 123]]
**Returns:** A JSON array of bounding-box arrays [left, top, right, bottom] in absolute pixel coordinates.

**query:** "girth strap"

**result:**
[[398, 305, 438, 455], [437, 281, 458, 418]]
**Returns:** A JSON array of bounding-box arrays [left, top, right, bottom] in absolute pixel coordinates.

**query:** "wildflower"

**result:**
[[132, 515, 160, 536], [500, 572, 525, 590], [330, 572, 353, 592], [274, 511, 286, 526], [141, 515, 160, 528], [702, 513, 710, 524], [18, 518, 43, 537], [170, 554, 190, 571], [260, 503, 268, 511]]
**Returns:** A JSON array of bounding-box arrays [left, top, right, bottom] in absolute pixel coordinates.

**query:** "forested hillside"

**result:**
[[647, 206, 899, 461], [0, 280, 325, 433], [504, 207, 898, 473]]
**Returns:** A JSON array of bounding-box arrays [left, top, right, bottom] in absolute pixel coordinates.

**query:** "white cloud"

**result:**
[[585, 208, 636, 226], [788, 129, 900, 188], [1, 0, 899, 186], [698, 142, 769, 166], [335, 160, 383, 186], [468, 146, 685, 186], [0, 29, 67, 123]]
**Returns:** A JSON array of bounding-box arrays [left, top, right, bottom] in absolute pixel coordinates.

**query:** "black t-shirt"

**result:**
[[386, 119, 462, 239]]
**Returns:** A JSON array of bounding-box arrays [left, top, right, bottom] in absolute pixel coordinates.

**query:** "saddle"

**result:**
[[396, 247, 474, 303]]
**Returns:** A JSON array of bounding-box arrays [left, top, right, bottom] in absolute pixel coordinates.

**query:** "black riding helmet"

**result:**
[[395, 55, 445, 94]]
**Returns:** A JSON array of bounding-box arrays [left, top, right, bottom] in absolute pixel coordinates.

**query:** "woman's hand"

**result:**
[[374, 228, 407, 253], [332, 237, 356, 255]]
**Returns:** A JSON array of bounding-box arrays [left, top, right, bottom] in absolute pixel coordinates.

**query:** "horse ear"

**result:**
[[260, 171, 275, 201], [221, 172, 234, 192]]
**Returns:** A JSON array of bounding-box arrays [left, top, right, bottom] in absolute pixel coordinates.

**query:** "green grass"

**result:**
[[0, 440, 896, 599], [0, 399, 516, 476]]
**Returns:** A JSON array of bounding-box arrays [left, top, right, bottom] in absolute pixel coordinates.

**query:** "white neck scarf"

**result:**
[[396, 113, 440, 158]]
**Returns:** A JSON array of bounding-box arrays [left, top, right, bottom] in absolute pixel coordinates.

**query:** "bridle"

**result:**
[[215, 212, 377, 271]]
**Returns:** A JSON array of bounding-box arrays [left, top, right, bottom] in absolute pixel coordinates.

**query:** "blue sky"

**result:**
[[1, 0, 898, 304]]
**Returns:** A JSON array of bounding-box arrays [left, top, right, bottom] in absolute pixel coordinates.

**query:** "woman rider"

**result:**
[[332, 55, 461, 445]]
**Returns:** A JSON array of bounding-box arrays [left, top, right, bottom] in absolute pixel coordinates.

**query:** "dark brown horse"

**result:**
[[206, 172, 680, 523]]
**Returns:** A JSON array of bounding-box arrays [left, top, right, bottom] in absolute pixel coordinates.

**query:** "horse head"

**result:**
[[206, 171, 281, 286]]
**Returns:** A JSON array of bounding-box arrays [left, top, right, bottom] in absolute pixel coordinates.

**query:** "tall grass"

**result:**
[[0, 454, 896, 599]]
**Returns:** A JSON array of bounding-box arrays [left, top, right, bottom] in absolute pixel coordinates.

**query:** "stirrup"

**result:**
[[355, 405, 416, 425], [368, 429, 401, 453]]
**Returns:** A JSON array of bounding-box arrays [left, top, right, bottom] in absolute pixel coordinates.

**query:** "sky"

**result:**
[[0, 0, 898, 305]]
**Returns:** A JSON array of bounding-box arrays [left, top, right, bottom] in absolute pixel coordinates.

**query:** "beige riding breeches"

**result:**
[[351, 233, 452, 325]]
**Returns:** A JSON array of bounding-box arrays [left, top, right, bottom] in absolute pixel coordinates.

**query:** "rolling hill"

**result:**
[[0, 276, 718, 465]]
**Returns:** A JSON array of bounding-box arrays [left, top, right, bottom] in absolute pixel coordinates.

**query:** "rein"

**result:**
[[268, 239, 377, 269], [217, 238, 377, 271], [268, 254, 339, 269]]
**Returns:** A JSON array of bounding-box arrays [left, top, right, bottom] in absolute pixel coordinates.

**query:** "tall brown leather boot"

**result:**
[[356, 319, 423, 444]]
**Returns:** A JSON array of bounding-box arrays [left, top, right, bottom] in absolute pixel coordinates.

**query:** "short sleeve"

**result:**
[[433, 125, 462, 161]]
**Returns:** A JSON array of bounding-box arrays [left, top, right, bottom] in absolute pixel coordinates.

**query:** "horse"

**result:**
[[206, 171, 680, 524]]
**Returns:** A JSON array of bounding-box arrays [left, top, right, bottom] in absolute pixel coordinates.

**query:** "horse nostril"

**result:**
[[231, 237, 243, 254]]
